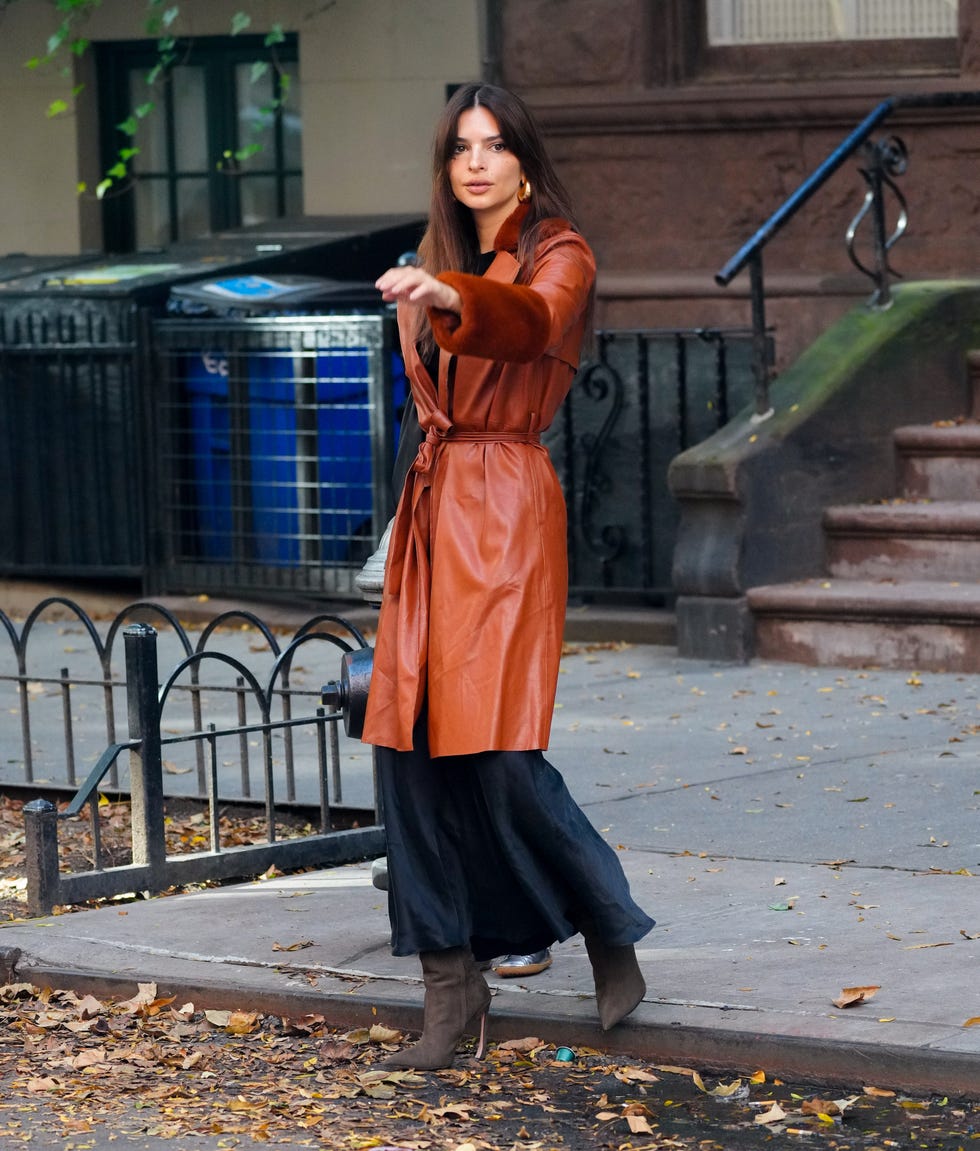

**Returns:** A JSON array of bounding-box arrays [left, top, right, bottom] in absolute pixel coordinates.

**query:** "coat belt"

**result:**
[[434, 429, 542, 444], [411, 427, 542, 483]]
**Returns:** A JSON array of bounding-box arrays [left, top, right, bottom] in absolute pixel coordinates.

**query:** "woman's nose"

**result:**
[[468, 147, 486, 169]]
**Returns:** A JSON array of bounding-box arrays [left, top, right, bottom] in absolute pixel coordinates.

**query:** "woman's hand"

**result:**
[[376, 266, 462, 313]]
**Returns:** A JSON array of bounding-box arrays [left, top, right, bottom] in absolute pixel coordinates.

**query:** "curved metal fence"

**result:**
[[0, 599, 382, 915]]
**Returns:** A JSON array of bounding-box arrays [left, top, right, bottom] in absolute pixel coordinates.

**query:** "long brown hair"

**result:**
[[412, 84, 581, 356]]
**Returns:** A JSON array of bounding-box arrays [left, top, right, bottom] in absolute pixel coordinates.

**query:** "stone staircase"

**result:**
[[748, 350, 980, 671]]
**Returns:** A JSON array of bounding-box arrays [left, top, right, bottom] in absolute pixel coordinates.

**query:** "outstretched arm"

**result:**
[[427, 234, 595, 364], [376, 266, 462, 315]]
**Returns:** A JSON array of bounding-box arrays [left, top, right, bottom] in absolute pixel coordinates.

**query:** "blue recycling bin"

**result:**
[[182, 343, 406, 564], [184, 351, 233, 561], [176, 274, 406, 566]]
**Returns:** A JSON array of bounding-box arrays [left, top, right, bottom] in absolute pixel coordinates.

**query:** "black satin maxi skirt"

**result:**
[[376, 724, 655, 962]]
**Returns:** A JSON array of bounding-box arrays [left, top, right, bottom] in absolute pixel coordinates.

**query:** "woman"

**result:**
[[363, 83, 654, 1070]]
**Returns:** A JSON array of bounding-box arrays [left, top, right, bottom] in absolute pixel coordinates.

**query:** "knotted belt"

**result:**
[[410, 426, 542, 483]]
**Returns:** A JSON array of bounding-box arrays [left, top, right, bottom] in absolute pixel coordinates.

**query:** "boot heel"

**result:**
[[472, 1009, 489, 1060]]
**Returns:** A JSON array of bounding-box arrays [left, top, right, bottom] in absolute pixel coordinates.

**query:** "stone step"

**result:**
[[823, 500, 980, 580], [748, 577, 980, 671], [894, 421, 980, 500], [969, 349, 980, 419]]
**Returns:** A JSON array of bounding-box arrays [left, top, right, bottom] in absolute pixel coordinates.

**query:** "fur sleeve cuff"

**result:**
[[428, 273, 551, 363]]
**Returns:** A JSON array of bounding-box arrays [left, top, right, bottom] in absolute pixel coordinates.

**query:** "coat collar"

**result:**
[[491, 202, 530, 253]]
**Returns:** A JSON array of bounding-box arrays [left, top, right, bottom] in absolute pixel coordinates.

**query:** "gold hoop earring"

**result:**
[[518, 177, 532, 203]]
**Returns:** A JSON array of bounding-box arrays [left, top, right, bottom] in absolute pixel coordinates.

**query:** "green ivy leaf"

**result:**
[[135, 102, 155, 120], [107, 161, 129, 179], [47, 22, 70, 57], [71, 37, 90, 56], [250, 60, 270, 84], [119, 146, 140, 161], [46, 99, 69, 118], [231, 11, 252, 35], [264, 24, 286, 47], [117, 115, 139, 136], [162, 6, 180, 27], [95, 178, 113, 200]]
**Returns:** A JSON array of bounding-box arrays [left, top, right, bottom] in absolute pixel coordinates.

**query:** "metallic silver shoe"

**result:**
[[371, 857, 389, 891], [492, 948, 552, 978]]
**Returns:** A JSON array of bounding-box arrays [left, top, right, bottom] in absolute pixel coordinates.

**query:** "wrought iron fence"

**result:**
[[546, 327, 761, 601], [0, 302, 759, 604], [1, 599, 382, 913]]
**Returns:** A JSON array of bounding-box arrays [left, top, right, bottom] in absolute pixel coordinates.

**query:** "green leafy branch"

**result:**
[[24, 1, 292, 198]]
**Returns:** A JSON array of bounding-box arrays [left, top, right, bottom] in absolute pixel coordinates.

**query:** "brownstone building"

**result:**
[[2, 2, 978, 665]]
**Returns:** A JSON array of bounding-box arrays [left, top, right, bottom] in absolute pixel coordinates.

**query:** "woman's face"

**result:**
[[448, 105, 523, 238]]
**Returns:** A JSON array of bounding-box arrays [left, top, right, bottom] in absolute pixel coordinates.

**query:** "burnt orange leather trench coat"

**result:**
[[361, 211, 596, 757]]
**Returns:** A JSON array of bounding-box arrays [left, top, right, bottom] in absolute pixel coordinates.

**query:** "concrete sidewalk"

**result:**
[[1, 586, 978, 1096]]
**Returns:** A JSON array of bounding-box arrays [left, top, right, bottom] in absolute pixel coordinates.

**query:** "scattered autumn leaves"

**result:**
[[2, 980, 978, 1150]]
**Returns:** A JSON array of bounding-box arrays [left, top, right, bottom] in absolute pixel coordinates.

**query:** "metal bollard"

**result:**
[[321, 647, 373, 740], [23, 798, 60, 918]]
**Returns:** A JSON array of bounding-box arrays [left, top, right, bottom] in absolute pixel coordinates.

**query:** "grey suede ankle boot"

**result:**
[[583, 932, 645, 1030], [380, 947, 491, 1070]]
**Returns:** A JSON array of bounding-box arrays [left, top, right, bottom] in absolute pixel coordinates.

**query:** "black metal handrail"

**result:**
[[715, 91, 980, 419]]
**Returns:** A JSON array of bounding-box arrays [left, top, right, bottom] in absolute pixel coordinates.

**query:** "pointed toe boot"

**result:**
[[584, 933, 645, 1031], [380, 947, 491, 1070]]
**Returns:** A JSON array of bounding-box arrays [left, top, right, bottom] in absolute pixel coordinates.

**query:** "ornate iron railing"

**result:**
[[715, 90, 980, 420]]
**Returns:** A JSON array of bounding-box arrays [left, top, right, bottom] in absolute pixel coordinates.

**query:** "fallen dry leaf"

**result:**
[[755, 1101, 787, 1124], [368, 1023, 402, 1043], [615, 1066, 660, 1084], [317, 1039, 359, 1062], [116, 983, 159, 1014], [224, 1010, 260, 1035], [623, 1102, 656, 1134], [495, 1036, 541, 1053], [802, 1097, 841, 1118], [692, 1071, 743, 1096], [832, 984, 881, 1009]]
